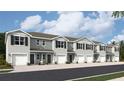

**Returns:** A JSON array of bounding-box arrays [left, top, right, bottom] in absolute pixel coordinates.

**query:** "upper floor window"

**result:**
[[86, 44, 93, 50], [77, 43, 84, 49], [11, 35, 28, 46], [14, 36, 19, 45], [115, 47, 119, 51], [42, 41, 45, 45], [56, 41, 66, 48], [37, 40, 39, 45], [20, 37, 24, 45], [100, 46, 106, 51]]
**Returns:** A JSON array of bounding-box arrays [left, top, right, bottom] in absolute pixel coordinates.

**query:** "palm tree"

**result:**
[[112, 11, 124, 18]]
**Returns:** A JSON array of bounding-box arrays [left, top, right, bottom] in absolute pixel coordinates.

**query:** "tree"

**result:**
[[0, 33, 5, 55], [119, 41, 124, 61], [112, 11, 124, 18]]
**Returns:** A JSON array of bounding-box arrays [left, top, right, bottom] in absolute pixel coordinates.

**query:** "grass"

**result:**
[[74, 71, 124, 81], [0, 65, 13, 69]]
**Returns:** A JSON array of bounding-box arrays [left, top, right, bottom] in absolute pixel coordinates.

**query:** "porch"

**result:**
[[30, 50, 54, 65]]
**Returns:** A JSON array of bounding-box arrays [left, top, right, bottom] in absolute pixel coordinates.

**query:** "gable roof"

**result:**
[[65, 36, 78, 41], [28, 32, 58, 39]]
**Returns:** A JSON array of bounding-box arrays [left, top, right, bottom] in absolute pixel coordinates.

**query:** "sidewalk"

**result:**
[[11, 62, 124, 73], [109, 77, 124, 81]]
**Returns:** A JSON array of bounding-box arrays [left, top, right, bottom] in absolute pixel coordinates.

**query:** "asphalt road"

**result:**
[[0, 64, 124, 81]]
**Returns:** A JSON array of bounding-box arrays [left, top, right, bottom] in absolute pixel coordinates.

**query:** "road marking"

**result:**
[[66, 70, 124, 81]]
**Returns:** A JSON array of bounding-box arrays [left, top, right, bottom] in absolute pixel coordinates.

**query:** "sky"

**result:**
[[0, 11, 124, 43]]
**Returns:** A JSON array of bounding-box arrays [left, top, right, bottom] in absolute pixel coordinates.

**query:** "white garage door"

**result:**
[[115, 57, 119, 62], [100, 57, 105, 62], [12, 54, 28, 66], [87, 56, 93, 63], [57, 55, 66, 64], [78, 55, 85, 63]]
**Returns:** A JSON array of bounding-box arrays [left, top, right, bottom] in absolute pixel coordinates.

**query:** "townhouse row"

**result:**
[[5, 29, 119, 66]]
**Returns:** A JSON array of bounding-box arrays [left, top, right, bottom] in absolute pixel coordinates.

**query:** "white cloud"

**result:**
[[20, 12, 117, 42], [43, 11, 115, 41], [20, 15, 42, 31], [44, 12, 84, 36], [110, 29, 124, 43]]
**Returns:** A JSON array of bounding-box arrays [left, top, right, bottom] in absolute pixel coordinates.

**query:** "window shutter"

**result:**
[[25, 37, 28, 46], [11, 35, 14, 45], [64, 42, 66, 48], [76, 43, 78, 49], [56, 41, 57, 48]]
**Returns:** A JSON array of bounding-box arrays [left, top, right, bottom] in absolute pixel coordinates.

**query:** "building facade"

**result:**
[[5, 29, 120, 66]]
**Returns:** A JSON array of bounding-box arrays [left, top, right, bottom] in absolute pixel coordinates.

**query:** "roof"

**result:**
[[28, 32, 58, 39], [93, 40, 104, 44], [65, 36, 78, 41], [30, 48, 53, 52]]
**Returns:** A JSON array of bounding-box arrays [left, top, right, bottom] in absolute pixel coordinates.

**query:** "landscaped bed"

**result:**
[[74, 71, 124, 81]]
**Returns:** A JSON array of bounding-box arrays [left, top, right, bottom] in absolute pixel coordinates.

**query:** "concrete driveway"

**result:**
[[11, 62, 124, 73]]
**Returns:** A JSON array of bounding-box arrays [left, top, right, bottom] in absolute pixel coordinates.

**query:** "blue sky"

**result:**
[[0, 11, 124, 43]]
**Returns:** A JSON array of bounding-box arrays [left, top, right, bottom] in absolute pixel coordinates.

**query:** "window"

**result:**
[[37, 54, 40, 59], [115, 47, 119, 51], [20, 37, 24, 45], [77, 43, 84, 49], [14, 36, 19, 45], [100, 46, 105, 51], [42, 41, 45, 45], [86, 44, 93, 50], [56, 41, 66, 48], [37, 40, 39, 45], [43, 54, 46, 59], [11, 35, 28, 46], [83, 44, 85, 50]]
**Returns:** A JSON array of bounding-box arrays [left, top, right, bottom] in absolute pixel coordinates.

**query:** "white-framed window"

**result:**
[[37, 40, 40, 45], [11, 35, 28, 46], [86, 44, 93, 50], [20, 37, 25, 45], [42, 41, 45, 45], [14, 36, 19, 45], [56, 41, 66, 48], [37, 54, 40, 59], [100, 46, 106, 51]]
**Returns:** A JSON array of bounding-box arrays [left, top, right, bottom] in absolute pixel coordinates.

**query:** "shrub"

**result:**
[[55, 61, 58, 64], [66, 61, 71, 64]]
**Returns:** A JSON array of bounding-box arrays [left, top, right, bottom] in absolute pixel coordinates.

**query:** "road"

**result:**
[[0, 64, 124, 81]]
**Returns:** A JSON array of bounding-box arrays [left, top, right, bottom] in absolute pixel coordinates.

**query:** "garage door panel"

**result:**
[[57, 55, 66, 64], [87, 56, 93, 63], [100, 57, 105, 62], [13, 54, 27, 65], [78, 55, 84, 63]]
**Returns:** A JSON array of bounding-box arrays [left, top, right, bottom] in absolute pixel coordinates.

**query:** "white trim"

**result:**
[[31, 36, 53, 40], [5, 29, 32, 43], [51, 35, 69, 41], [30, 50, 54, 53]]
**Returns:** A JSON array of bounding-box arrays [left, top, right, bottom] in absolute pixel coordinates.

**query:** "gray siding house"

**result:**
[[5, 29, 120, 66]]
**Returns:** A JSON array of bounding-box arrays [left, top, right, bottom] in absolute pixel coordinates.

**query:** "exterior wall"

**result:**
[[30, 38, 52, 50], [68, 42, 73, 51], [74, 39, 94, 63], [30, 52, 54, 64], [52, 37, 68, 64], [6, 31, 30, 65]]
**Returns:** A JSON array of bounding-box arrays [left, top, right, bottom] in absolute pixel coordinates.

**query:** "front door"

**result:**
[[30, 54, 34, 64], [69, 55, 73, 63], [47, 55, 51, 64]]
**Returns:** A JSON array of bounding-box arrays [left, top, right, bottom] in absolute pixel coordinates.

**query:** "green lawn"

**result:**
[[0, 65, 13, 69], [74, 71, 124, 81]]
